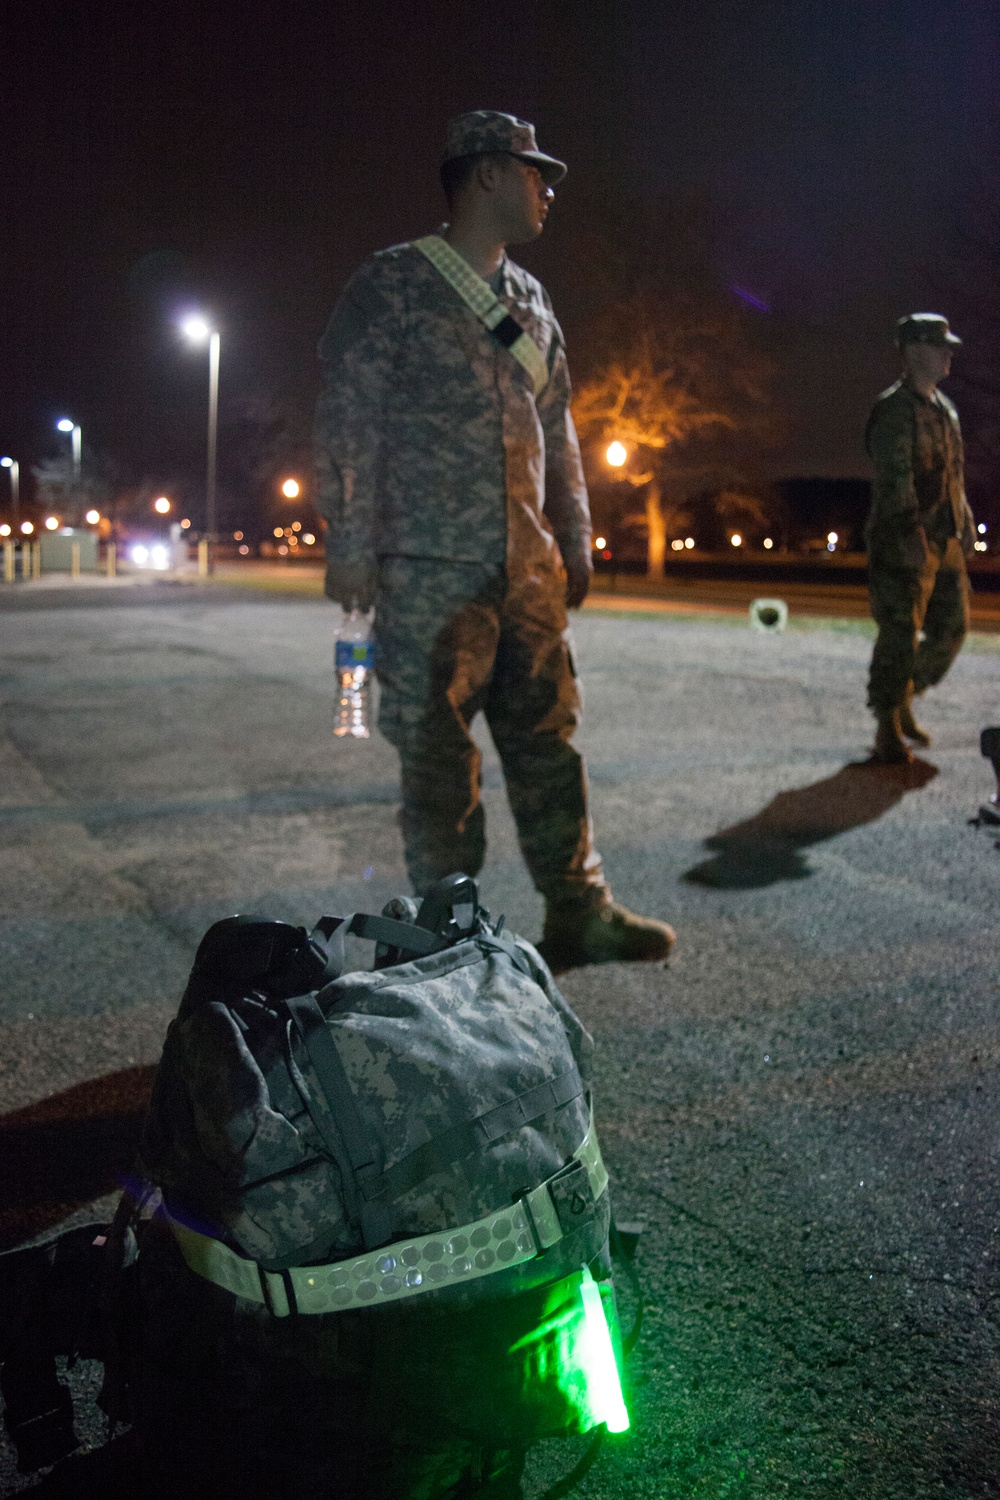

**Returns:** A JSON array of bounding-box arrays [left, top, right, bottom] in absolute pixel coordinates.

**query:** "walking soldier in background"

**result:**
[[864, 313, 976, 764], [315, 110, 675, 967]]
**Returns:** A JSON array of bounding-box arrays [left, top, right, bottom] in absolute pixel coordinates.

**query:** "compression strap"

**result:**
[[412, 235, 550, 396], [165, 1108, 608, 1319]]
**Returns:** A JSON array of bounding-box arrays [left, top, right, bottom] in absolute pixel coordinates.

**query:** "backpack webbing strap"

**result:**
[[375, 1065, 584, 1204], [412, 235, 550, 396], [164, 1108, 608, 1319], [312, 913, 444, 984], [283, 992, 393, 1248]]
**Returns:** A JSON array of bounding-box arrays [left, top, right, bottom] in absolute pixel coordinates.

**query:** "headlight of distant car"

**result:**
[[131, 544, 171, 569]]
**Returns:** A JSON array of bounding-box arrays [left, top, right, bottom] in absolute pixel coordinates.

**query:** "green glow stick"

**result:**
[[579, 1267, 630, 1433]]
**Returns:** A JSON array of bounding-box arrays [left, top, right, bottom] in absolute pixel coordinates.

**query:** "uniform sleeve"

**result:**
[[314, 260, 398, 567], [864, 397, 918, 530], [537, 310, 592, 563]]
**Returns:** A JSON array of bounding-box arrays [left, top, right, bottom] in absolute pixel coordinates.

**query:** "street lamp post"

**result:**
[[0, 457, 19, 530], [181, 317, 220, 571], [56, 418, 82, 522]]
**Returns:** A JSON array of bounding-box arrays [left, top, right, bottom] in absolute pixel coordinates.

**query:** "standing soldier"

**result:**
[[864, 313, 976, 763], [315, 110, 675, 968]]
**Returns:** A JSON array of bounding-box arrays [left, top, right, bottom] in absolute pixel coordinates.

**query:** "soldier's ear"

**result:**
[[475, 153, 509, 195]]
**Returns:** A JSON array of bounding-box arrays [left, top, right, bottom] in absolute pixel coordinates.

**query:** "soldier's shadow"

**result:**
[[683, 757, 939, 889], [0, 1067, 155, 1250]]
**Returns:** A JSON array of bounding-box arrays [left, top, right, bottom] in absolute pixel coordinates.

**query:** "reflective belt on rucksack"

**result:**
[[165, 1109, 608, 1319], [412, 235, 550, 396]]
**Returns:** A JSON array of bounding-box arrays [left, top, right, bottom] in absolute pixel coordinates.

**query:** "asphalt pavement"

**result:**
[[0, 580, 997, 1497]]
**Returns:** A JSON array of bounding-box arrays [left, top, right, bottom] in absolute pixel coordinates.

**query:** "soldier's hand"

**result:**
[[564, 551, 593, 610], [325, 560, 377, 611]]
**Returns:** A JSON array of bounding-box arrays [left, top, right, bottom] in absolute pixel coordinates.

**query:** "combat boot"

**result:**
[[537, 894, 676, 973], [898, 686, 931, 747], [871, 710, 913, 765]]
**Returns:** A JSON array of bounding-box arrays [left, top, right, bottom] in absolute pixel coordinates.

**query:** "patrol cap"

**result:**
[[895, 313, 962, 349], [443, 110, 567, 185]]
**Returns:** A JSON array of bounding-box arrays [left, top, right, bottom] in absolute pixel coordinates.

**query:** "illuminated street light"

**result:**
[[0, 457, 20, 530], [684, 537, 695, 549], [20, 520, 34, 535], [85, 509, 100, 525], [0, 525, 9, 537], [281, 477, 300, 498], [181, 315, 220, 566], [594, 535, 607, 550], [44, 516, 60, 530], [153, 496, 171, 514], [978, 523, 987, 534], [731, 533, 742, 547], [56, 419, 82, 510], [605, 441, 627, 468], [763, 537, 774, 550], [181, 315, 211, 343]]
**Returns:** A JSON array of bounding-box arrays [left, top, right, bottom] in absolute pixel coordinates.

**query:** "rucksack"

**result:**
[[141, 874, 612, 1321]]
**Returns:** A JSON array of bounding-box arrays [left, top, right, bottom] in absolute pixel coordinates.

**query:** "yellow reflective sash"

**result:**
[[413, 235, 549, 396]]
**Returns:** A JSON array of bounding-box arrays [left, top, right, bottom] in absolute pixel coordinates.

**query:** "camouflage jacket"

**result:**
[[314, 240, 591, 580], [864, 378, 975, 568]]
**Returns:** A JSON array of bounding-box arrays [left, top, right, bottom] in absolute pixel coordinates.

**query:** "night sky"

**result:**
[[2, 1, 997, 522]]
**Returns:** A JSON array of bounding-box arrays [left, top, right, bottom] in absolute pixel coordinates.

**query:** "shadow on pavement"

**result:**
[[0, 1067, 155, 1250], [683, 757, 939, 888]]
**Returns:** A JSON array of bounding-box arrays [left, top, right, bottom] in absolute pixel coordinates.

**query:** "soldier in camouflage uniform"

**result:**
[[865, 313, 976, 763], [316, 110, 675, 968]]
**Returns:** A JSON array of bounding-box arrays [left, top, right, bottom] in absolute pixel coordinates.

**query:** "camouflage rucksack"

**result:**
[[141, 875, 612, 1320]]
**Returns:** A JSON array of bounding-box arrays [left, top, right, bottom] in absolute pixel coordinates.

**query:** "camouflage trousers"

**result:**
[[374, 558, 607, 904], [867, 537, 970, 713]]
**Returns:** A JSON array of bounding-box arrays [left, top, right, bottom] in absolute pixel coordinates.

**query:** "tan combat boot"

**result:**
[[898, 686, 931, 747], [538, 894, 676, 973], [871, 709, 913, 765]]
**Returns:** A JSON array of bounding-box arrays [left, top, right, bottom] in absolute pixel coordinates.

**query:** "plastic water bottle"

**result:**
[[334, 606, 374, 738]]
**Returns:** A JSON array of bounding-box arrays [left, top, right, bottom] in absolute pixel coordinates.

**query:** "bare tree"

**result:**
[[567, 195, 778, 576]]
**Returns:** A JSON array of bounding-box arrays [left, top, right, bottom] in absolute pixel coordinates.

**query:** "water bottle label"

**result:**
[[335, 641, 374, 669]]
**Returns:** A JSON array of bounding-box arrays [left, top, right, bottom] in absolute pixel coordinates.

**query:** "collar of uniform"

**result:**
[[901, 376, 946, 410]]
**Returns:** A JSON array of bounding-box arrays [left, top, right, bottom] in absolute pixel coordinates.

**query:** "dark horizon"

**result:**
[[2, 0, 997, 524]]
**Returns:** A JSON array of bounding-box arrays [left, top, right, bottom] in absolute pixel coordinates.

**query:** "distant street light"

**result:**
[[606, 441, 627, 468], [731, 533, 742, 547], [280, 477, 300, 498], [182, 316, 220, 567], [20, 520, 34, 535], [763, 537, 774, 550], [153, 496, 171, 514], [85, 509, 100, 525], [0, 457, 20, 530], [44, 516, 60, 530], [56, 419, 82, 516]]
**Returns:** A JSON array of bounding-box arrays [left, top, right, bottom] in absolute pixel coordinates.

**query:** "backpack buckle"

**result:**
[[547, 1159, 598, 1237]]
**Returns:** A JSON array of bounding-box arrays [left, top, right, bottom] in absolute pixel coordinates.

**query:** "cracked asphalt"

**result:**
[[0, 579, 997, 1498]]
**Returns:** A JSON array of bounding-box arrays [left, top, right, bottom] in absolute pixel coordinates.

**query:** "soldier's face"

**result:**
[[904, 342, 953, 386], [493, 156, 554, 244]]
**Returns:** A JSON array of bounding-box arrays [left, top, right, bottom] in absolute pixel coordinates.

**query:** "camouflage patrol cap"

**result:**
[[895, 313, 962, 349], [444, 110, 567, 185]]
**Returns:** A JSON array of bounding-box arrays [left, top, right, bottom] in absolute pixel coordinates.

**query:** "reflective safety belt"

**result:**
[[412, 235, 550, 397], [166, 1109, 608, 1319]]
